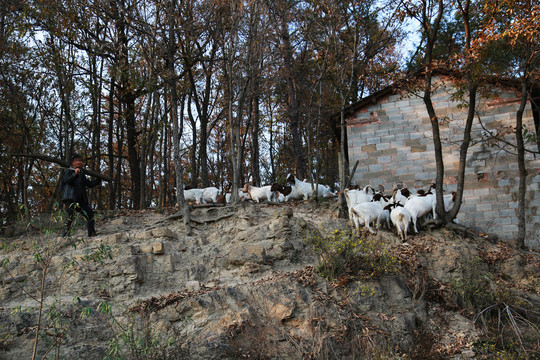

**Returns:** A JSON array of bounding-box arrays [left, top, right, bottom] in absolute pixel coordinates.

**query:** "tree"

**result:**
[[318, 0, 402, 216], [268, 0, 307, 181], [476, 0, 540, 247]]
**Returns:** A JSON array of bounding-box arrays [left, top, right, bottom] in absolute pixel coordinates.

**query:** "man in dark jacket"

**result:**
[[62, 154, 101, 237]]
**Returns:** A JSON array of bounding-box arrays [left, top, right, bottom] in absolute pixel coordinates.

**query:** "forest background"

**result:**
[[1, 0, 538, 233]]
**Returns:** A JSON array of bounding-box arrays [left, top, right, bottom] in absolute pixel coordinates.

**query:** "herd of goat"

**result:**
[[184, 173, 456, 241]]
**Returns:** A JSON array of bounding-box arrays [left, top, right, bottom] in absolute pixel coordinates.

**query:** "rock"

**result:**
[[140, 243, 153, 253], [228, 244, 266, 266], [462, 349, 475, 358], [109, 266, 123, 277], [186, 280, 201, 292], [501, 255, 526, 281], [151, 228, 177, 239], [241, 262, 261, 275], [110, 218, 126, 226], [135, 230, 153, 241], [236, 226, 265, 242], [280, 207, 294, 218], [103, 233, 127, 244], [269, 217, 289, 233], [269, 301, 295, 321], [139, 242, 164, 254], [0, 202, 536, 360], [155, 254, 175, 272], [2, 275, 26, 284], [152, 242, 164, 255]]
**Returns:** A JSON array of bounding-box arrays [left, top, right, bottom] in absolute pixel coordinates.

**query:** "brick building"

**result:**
[[344, 74, 540, 247]]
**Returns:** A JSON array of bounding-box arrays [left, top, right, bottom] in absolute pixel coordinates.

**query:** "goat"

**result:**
[[403, 185, 436, 233], [184, 188, 204, 204], [386, 203, 412, 241], [350, 202, 385, 234], [344, 185, 375, 223], [350, 192, 392, 233], [225, 189, 251, 203], [286, 174, 313, 200], [270, 183, 291, 202], [286, 174, 334, 200], [202, 186, 221, 204], [392, 188, 411, 206], [443, 191, 457, 211], [243, 183, 273, 203]]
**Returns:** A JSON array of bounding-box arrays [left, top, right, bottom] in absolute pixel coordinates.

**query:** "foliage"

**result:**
[[306, 228, 399, 282], [100, 303, 184, 360], [472, 284, 540, 358], [0, 208, 99, 358], [450, 257, 496, 314], [448, 258, 539, 358], [0, 0, 404, 218]]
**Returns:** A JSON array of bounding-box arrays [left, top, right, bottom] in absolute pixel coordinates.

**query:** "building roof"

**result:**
[[332, 69, 538, 123]]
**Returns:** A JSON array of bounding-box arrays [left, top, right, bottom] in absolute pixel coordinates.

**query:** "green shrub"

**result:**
[[306, 229, 399, 282], [450, 258, 496, 313]]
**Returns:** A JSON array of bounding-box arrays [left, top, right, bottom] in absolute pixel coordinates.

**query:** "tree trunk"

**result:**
[[187, 91, 198, 188], [421, 0, 445, 221], [515, 76, 528, 248], [108, 77, 116, 209], [168, 0, 188, 226], [251, 83, 261, 187], [279, 10, 305, 180], [116, 113, 124, 208], [115, 0, 141, 209], [446, 83, 476, 223], [338, 108, 348, 217], [124, 98, 141, 209]]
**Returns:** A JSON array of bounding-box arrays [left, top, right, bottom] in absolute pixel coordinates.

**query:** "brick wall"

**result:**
[[346, 76, 540, 247]]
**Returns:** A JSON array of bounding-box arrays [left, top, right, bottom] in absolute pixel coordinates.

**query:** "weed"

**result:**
[[306, 228, 399, 283], [100, 302, 184, 360], [450, 258, 496, 314], [0, 207, 94, 359], [473, 284, 540, 358]]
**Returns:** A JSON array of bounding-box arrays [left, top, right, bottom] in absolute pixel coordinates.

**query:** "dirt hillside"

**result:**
[[0, 200, 538, 359]]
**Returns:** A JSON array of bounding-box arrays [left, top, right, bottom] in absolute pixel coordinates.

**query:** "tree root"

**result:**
[[423, 219, 481, 240]]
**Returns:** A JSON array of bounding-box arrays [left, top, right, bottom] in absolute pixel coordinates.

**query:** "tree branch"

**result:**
[[12, 153, 112, 182]]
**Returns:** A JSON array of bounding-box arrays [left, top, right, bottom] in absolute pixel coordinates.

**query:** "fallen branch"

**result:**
[[12, 153, 112, 182], [191, 203, 227, 208], [190, 212, 236, 224], [153, 205, 236, 226]]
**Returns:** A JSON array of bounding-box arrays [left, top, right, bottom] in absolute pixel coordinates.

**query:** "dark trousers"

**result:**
[[63, 201, 95, 236]]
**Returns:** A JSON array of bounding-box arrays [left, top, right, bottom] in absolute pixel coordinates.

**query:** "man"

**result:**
[[61, 154, 101, 237]]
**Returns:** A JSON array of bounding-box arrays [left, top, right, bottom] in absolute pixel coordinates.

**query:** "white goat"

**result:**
[[243, 184, 273, 203], [285, 174, 335, 200], [392, 188, 412, 206], [388, 203, 412, 241], [286, 174, 313, 200], [404, 189, 436, 233], [372, 193, 392, 229], [184, 188, 204, 204], [344, 186, 374, 223], [314, 183, 335, 198], [442, 191, 456, 211], [225, 189, 251, 203], [202, 186, 221, 203], [350, 202, 385, 233], [350, 192, 392, 233]]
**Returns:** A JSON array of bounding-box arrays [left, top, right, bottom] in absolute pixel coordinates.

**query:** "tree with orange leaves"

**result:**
[[475, 0, 540, 247]]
